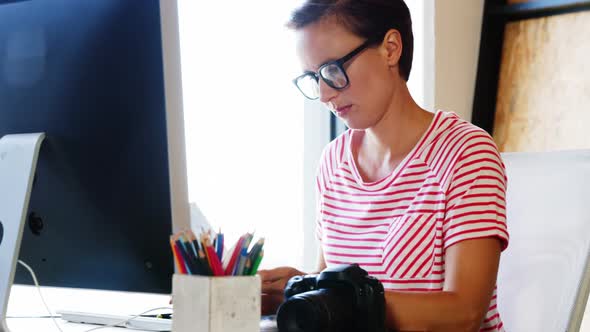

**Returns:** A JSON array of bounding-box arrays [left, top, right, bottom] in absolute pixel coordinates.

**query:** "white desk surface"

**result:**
[[7, 284, 590, 332], [6, 285, 171, 332], [5, 285, 278, 332], [7, 317, 141, 332]]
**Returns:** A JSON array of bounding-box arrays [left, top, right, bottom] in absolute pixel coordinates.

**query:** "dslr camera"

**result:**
[[276, 264, 386, 332]]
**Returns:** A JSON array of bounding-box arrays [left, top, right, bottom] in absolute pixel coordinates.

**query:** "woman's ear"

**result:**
[[382, 29, 403, 68]]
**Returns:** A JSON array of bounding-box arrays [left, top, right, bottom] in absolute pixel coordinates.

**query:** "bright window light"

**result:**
[[177, 1, 305, 269]]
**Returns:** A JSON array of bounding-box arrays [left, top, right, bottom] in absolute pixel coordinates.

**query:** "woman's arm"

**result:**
[[259, 246, 327, 314], [384, 238, 502, 332], [260, 246, 326, 293], [316, 245, 327, 272]]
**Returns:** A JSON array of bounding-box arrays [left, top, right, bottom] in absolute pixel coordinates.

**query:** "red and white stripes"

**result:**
[[315, 110, 508, 332]]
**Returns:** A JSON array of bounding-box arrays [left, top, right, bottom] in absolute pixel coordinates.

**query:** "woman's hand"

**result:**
[[258, 266, 304, 315]]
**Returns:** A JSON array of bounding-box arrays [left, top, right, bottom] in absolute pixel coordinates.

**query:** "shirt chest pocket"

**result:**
[[380, 213, 440, 279]]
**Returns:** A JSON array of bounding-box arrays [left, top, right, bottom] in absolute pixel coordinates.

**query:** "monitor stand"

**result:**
[[0, 133, 45, 332]]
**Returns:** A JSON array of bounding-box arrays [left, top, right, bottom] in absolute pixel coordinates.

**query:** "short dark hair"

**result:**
[[287, 0, 414, 81]]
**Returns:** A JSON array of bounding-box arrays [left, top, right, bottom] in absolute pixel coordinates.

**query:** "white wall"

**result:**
[[430, 0, 485, 122]]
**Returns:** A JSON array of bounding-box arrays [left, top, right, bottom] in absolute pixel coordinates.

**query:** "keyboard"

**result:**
[[57, 310, 172, 331], [58, 310, 279, 332]]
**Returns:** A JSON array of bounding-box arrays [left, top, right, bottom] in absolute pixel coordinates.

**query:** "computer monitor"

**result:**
[[0, 0, 190, 294]]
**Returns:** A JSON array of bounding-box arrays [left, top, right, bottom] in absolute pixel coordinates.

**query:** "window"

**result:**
[[178, 1, 305, 269]]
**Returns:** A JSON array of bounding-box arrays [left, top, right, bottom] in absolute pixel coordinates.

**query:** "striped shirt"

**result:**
[[315, 110, 509, 332]]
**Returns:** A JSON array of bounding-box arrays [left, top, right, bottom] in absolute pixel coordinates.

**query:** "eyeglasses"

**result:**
[[293, 40, 373, 100]]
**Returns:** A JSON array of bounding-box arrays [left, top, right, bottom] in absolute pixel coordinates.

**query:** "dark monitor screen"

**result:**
[[0, 0, 177, 293]]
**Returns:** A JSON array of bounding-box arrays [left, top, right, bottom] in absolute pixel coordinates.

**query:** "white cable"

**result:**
[[17, 259, 172, 332], [17, 259, 64, 332], [82, 306, 172, 332]]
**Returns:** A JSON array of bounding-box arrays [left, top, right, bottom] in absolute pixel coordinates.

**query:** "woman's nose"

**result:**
[[318, 79, 338, 103]]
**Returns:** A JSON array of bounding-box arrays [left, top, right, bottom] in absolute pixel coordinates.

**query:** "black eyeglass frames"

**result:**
[[292, 40, 373, 100]]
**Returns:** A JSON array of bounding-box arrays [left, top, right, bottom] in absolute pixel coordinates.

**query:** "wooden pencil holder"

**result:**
[[172, 274, 261, 332]]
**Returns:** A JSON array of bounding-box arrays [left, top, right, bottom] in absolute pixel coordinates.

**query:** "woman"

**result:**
[[259, 1, 509, 331]]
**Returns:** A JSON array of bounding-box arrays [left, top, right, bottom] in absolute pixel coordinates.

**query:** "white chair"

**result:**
[[498, 150, 590, 332]]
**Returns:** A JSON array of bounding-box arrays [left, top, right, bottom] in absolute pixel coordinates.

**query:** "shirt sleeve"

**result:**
[[443, 135, 509, 251]]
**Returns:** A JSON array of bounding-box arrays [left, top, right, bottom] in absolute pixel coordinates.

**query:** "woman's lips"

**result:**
[[335, 105, 352, 116]]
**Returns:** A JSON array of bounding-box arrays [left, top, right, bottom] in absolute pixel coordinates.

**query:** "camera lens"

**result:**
[[277, 289, 354, 332], [278, 298, 321, 332]]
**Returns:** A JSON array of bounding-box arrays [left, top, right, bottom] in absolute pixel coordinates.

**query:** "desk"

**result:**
[[6, 285, 171, 332], [9, 282, 590, 332], [6, 285, 277, 332], [7, 317, 145, 332], [8, 317, 278, 332]]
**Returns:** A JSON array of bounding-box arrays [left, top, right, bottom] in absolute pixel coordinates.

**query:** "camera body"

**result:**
[[277, 264, 386, 332]]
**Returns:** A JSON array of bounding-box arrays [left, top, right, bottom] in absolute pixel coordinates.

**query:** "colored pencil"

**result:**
[[170, 236, 187, 274], [224, 235, 245, 275], [250, 250, 264, 275]]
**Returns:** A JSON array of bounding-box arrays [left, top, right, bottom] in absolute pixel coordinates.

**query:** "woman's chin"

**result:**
[[341, 120, 368, 131]]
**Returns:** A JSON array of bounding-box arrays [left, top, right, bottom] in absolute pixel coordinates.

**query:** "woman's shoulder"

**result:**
[[426, 111, 506, 192], [436, 110, 489, 133], [432, 110, 498, 150], [421, 110, 503, 171]]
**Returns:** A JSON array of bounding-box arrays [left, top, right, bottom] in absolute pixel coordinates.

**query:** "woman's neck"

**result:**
[[361, 83, 433, 164]]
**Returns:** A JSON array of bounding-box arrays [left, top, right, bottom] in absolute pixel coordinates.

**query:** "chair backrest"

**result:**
[[498, 150, 590, 332]]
